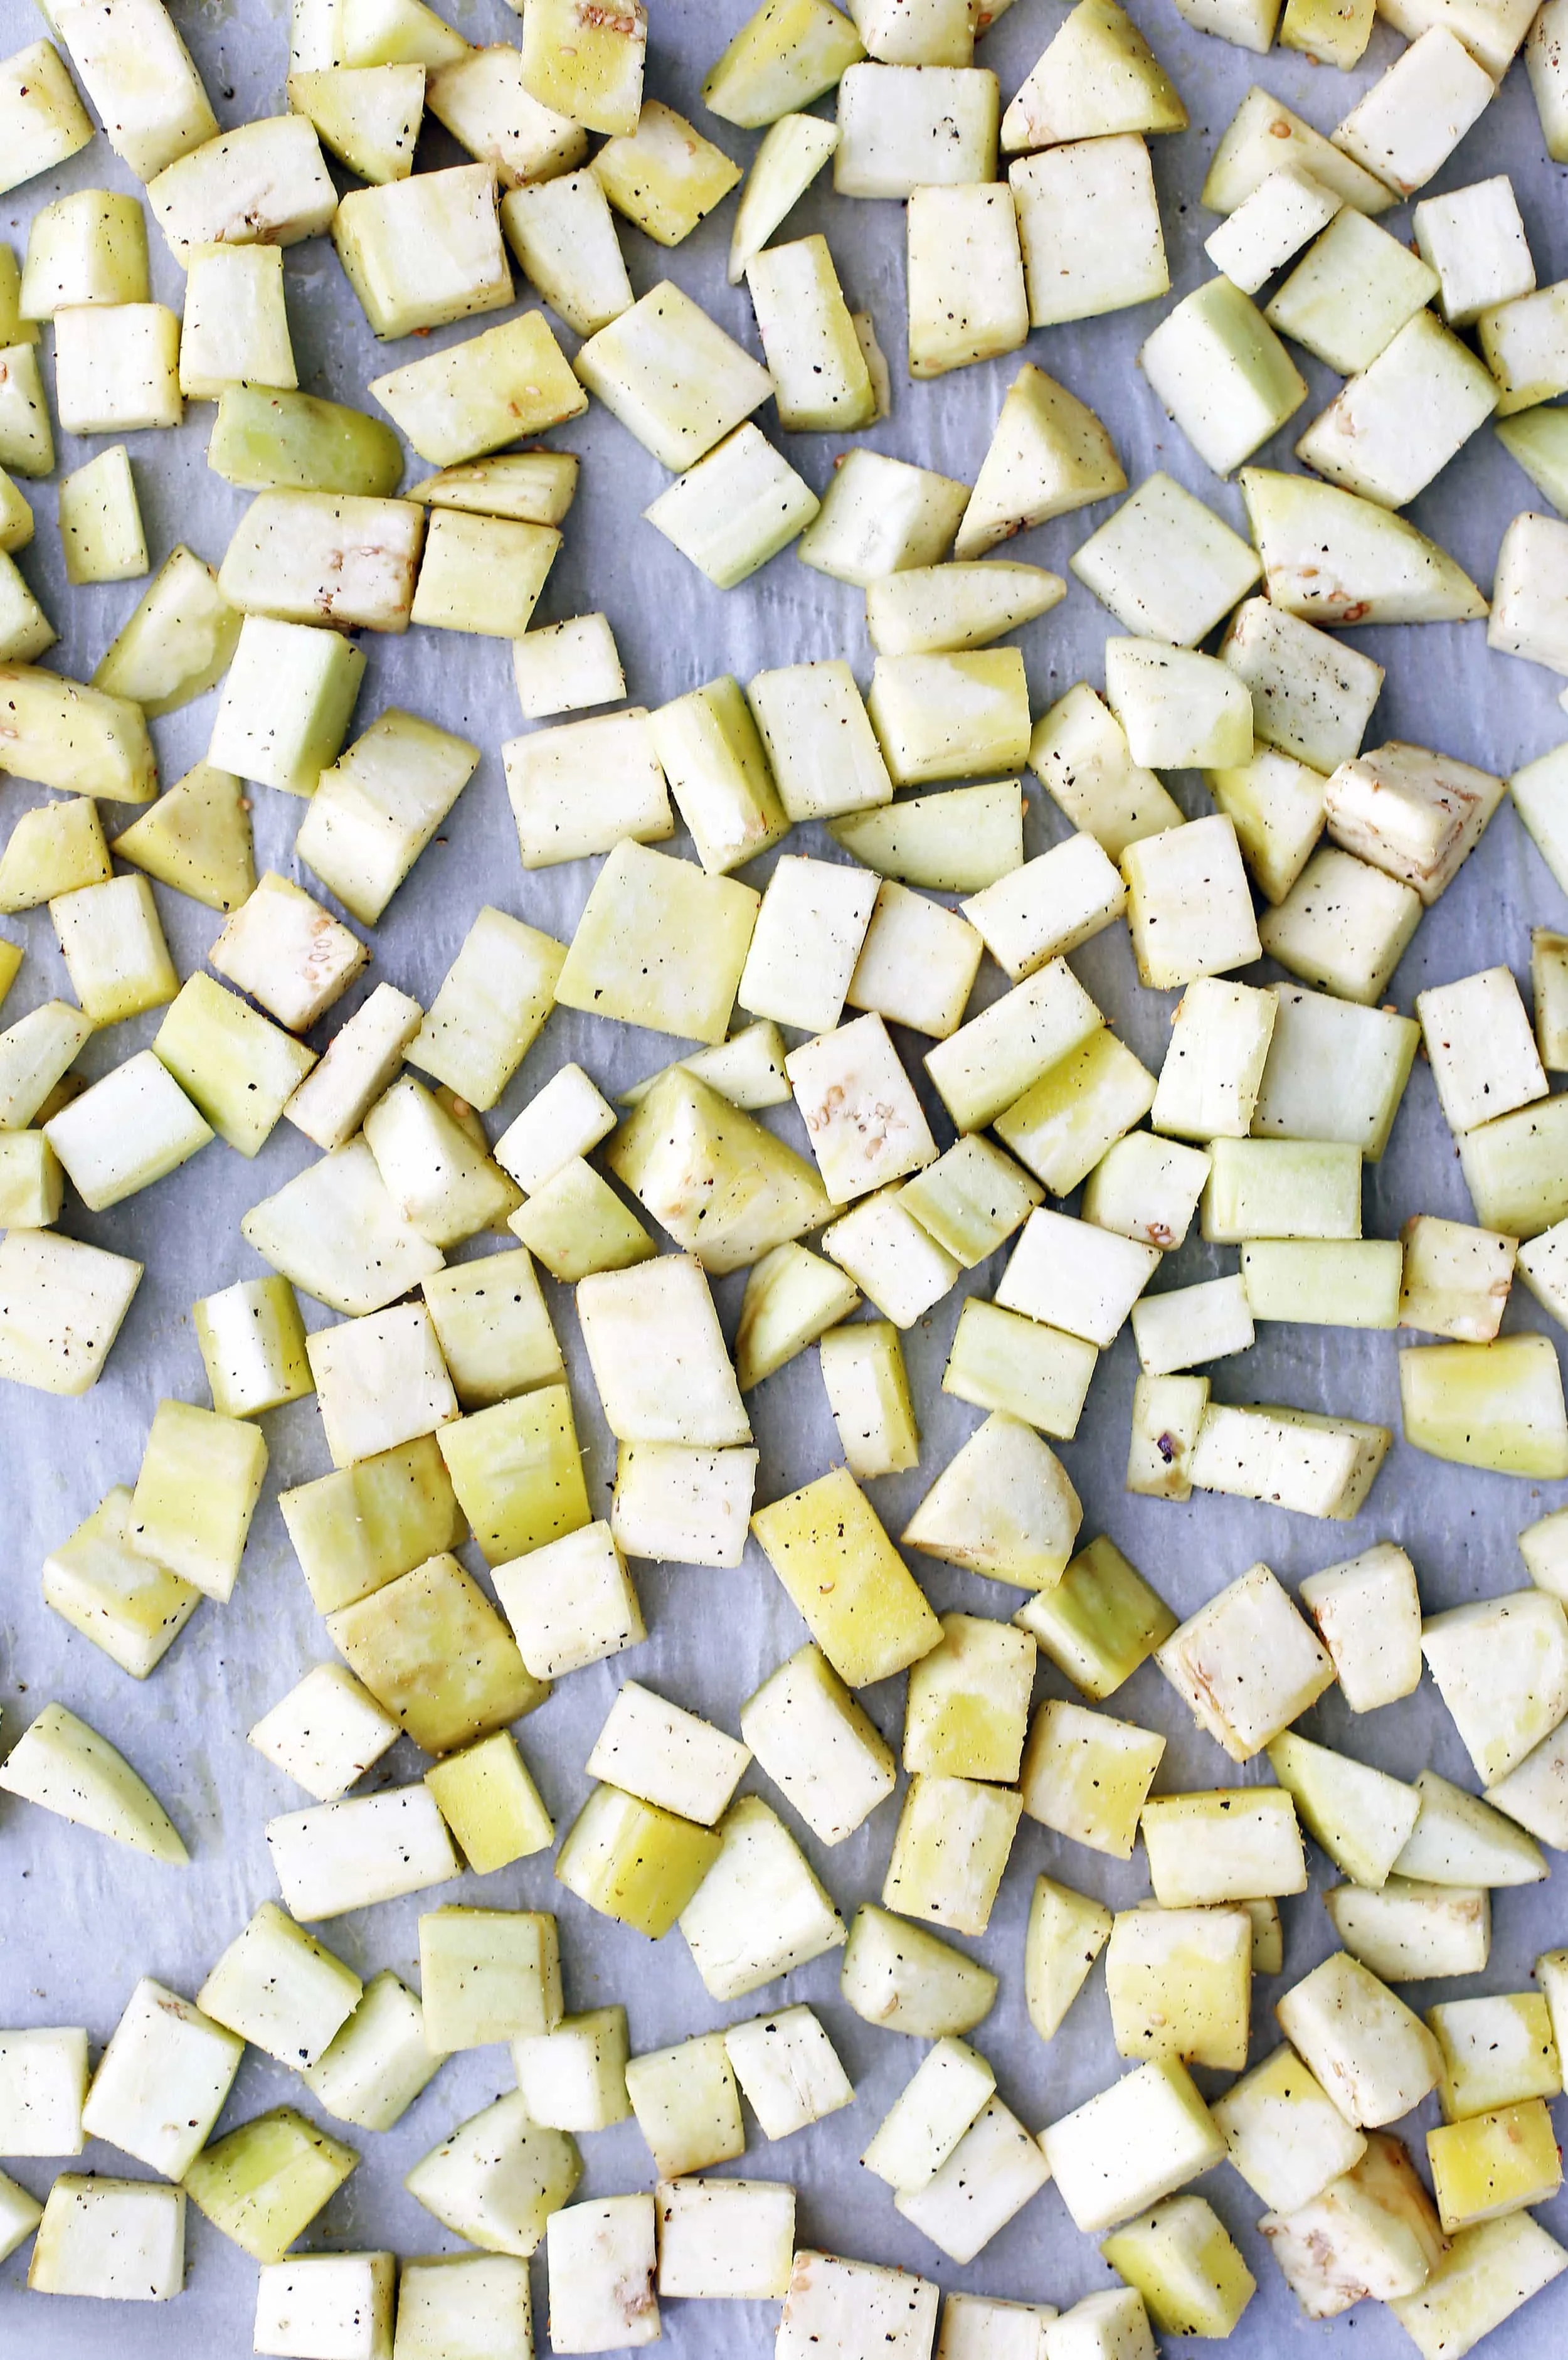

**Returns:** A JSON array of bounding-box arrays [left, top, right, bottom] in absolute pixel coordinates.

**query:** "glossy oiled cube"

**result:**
[[752, 1465, 941, 1686]]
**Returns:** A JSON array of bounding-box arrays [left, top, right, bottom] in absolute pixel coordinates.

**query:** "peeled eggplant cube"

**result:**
[[369, 310, 586, 470], [53, 304, 181, 436], [798, 448, 968, 587], [198, 1900, 362, 2070], [28, 2175, 185, 2302], [576, 280, 773, 472], [1010, 134, 1169, 330], [834, 61, 998, 196], [208, 612, 363, 796], [334, 162, 512, 338], [179, 242, 295, 401], [1267, 205, 1438, 373], [906, 183, 1027, 378], [266, 1784, 460, 1921], [753, 1464, 941, 1687], [1239, 465, 1486, 627], [882, 1773, 1020, 1937], [747, 231, 874, 429], [724, 2004, 852, 2139], [426, 46, 588, 186], [624, 2031, 743, 2178], [208, 383, 404, 498], [955, 362, 1126, 558], [1261, 2131, 1447, 2319], [1276, 1951, 1442, 2128], [1212, 2044, 1367, 2215], [288, 61, 425, 185], [1296, 309, 1498, 511], [1102, 2194, 1255, 2338], [521, 0, 646, 135], [418, 1906, 561, 2051], [501, 171, 632, 338], [0, 2024, 87, 2155], [644, 423, 818, 590], [554, 1783, 721, 1938], [0, 1701, 186, 1862], [1401, 1334, 1568, 1480], [328, 1549, 545, 1751], [1104, 1903, 1252, 2071], [0, 39, 93, 194], [704, 0, 863, 126], [0, 1230, 143, 1397], [1020, 1696, 1164, 1858], [513, 2006, 630, 2132], [1429, 1993, 1563, 2122], [81, 1977, 241, 2182], [182, 2108, 357, 2264], [1041, 2058, 1226, 2235], [868, 649, 1031, 786], [840, 1903, 997, 2037], [1120, 812, 1261, 990], [1331, 28, 1496, 203], [299, 1971, 442, 2135], [405, 2090, 580, 2258], [1155, 1561, 1334, 1761], [41, 1485, 200, 1679], [1073, 472, 1263, 649], [392, 2256, 534, 2359], [1140, 280, 1306, 476], [739, 1643, 896, 1844], [57, 445, 147, 587], [51, 873, 176, 1026]]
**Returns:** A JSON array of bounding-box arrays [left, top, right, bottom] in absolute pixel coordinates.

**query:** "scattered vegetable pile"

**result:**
[[3, 0, 1568, 2352]]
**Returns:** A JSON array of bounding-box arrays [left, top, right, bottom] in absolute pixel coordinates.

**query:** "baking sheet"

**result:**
[[3, 0, 1568, 2348]]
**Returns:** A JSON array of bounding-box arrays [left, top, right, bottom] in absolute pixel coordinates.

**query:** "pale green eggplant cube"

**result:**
[[1012, 137, 1168, 343], [28, 2176, 185, 2302], [53, 304, 181, 436], [43, 1050, 213, 1211], [1082, 1134, 1211, 1254], [1152, 977, 1276, 1144], [1274, 1952, 1441, 2129], [834, 62, 999, 196], [438, 1384, 591, 1564], [863, 2038, 995, 2193], [0, 666, 154, 799], [1429, 1993, 1562, 2122], [426, 1729, 554, 1873], [0, 795, 109, 913], [723, 2004, 854, 2139], [40, 1484, 201, 1678], [0, 41, 93, 196], [1299, 1541, 1422, 1710], [289, 62, 426, 188], [840, 1902, 997, 2038], [418, 1906, 562, 2050], [154, 974, 317, 1155], [1522, 1507, 1568, 1600], [958, 364, 1126, 561], [1073, 473, 1261, 650], [208, 383, 405, 497], [886, 1775, 1023, 1935], [647, 674, 791, 874], [1266, 205, 1439, 374], [254, 2254, 395, 2359], [501, 170, 633, 338], [1258, 845, 1423, 1004], [58, 444, 147, 585], [900, 1135, 1043, 1267], [334, 162, 511, 338], [1532, 925, 1568, 1068], [492, 1519, 645, 1677], [1458, 1093, 1568, 1237], [735, 1240, 857, 1389], [421, 1248, 563, 1410], [1204, 166, 1340, 295], [129, 1396, 268, 1600], [0, 340, 54, 477], [610, 1440, 760, 1569], [520, 0, 645, 132], [1101, 2194, 1256, 2338], [585, 1681, 749, 1827], [865, 556, 1064, 658], [1402, 1334, 1568, 1480], [927, 957, 1104, 1134], [704, 0, 862, 130], [747, 232, 874, 430], [369, 310, 586, 469], [0, 1127, 61, 1226], [554, 1784, 723, 1941], [410, 507, 559, 637], [819, 1319, 919, 1477], [94, 551, 243, 720], [512, 614, 625, 721], [0, 249, 35, 353], [1125, 1373, 1210, 1500], [995, 1206, 1158, 1349], [906, 182, 1027, 379], [748, 657, 894, 822], [278, 1433, 465, 1617], [300, 1971, 443, 2133], [408, 903, 566, 1110], [868, 648, 1032, 786], [1188, 1400, 1388, 1519], [1120, 812, 1260, 989], [1295, 309, 1500, 511], [218, 487, 424, 636], [592, 96, 739, 247], [1210, 2044, 1367, 2216], [1221, 597, 1382, 777], [1267, 1730, 1421, 1890], [0, 2024, 88, 2154], [1019, 1697, 1165, 1858], [943, 1297, 1098, 1440], [179, 242, 296, 400], [654, 2176, 796, 2302], [503, 706, 670, 868], [626, 2031, 744, 2178], [1140, 279, 1306, 476], [575, 280, 773, 472], [0, 1229, 143, 1396], [248, 1662, 398, 1802], [1130, 1273, 1254, 1375], [1239, 1238, 1402, 1328], [509, 1154, 652, 1283], [144, 111, 331, 252], [644, 423, 820, 590], [1106, 641, 1253, 773], [182, 2108, 358, 2265], [1024, 1873, 1111, 2044], [404, 2090, 579, 2258], [679, 1792, 847, 1997], [193, 1273, 311, 1418], [208, 612, 364, 795], [426, 43, 587, 181], [739, 1642, 896, 1843], [81, 1976, 241, 2181], [1253, 983, 1419, 1159], [994, 1031, 1159, 1201], [1397, 1767, 1547, 1888], [1239, 464, 1486, 627], [555, 840, 756, 1044], [1202, 1136, 1362, 1241], [391, 2255, 533, 2360], [326, 1550, 546, 1753], [198, 1900, 362, 2068], [51, 873, 177, 1026], [364, 1075, 520, 1249], [1155, 1561, 1335, 1760], [1040, 2058, 1226, 2234], [609, 1068, 827, 1273], [904, 1617, 1034, 1785], [1419, 965, 1549, 1138], [1015, 1535, 1177, 1699], [243, 1140, 445, 1317], [493, 1063, 616, 1194], [267, 1785, 461, 1921], [1498, 404, 1568, 511], [798, 448, 968, 588]]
